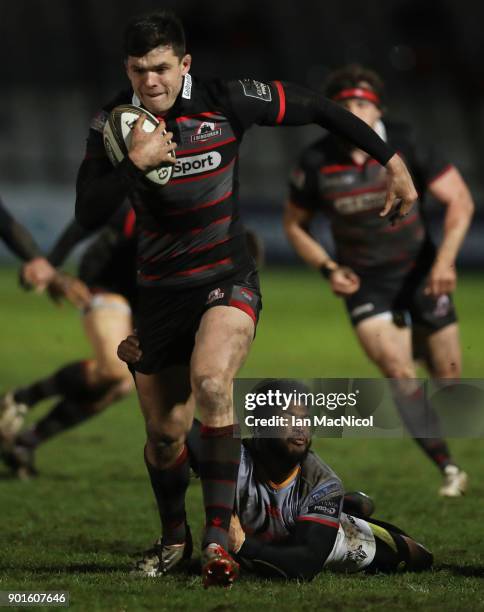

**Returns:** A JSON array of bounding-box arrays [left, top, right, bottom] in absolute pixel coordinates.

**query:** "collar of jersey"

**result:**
[[266, 465, 301, 491], [374, 119, 387, 142]]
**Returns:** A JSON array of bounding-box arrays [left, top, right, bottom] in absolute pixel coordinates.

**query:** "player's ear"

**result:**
[[181, 54, 192, 75]]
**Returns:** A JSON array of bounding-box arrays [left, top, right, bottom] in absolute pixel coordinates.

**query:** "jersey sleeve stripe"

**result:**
[[273, 81, 286, 124], [427, 163, 454, 186], [228, 299, 256, 324], [297, 516, 340, 528]]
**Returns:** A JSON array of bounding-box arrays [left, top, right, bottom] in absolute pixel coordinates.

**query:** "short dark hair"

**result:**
[[324, 64, 385, 106], [123, 10, 186, 59]]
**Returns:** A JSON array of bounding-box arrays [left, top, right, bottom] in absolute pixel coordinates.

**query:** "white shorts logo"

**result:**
[[207, 288, 225, 304], [351, 303, 375, 318], [173, 151, 222, 177], [434, 294, 450, 318]]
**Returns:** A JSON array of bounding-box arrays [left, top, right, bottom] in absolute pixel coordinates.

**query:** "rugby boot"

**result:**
[[201, 543, 239, 588], [343, 491, 375, 519], [0, 392, 27, 445], [402, 537, 434, 571], [1, 442, 37, 480], [439, 464, 468, 497], [133, 525, 193, 576]]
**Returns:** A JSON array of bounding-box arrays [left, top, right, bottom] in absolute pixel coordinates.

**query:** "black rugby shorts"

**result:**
[[344, 271, 457, 331], [134, 267, 262, 374]]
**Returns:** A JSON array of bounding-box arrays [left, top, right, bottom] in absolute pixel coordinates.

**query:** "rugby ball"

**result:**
[[103, 104, 175, 185]]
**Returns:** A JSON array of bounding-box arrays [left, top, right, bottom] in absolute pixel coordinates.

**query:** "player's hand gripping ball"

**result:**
[[103, 104, 175, 185]]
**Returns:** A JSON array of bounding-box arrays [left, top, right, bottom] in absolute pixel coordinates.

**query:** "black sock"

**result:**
[[199, 424, 240, 550], [393, 386, 453, 471], [14, 378, 61, 408], [14, 361, 92, 408], [16, 399, 97, 448], [370, 530, 409, 573], [145, 445, 190, 545]]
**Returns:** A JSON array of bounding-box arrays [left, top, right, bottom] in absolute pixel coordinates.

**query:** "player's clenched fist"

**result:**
[[329, 266, 361, 297], [382, 154, 418, 220], [128, 115, 177, 172], [228, 513, 246, 553], [117, 333, 142, 364]]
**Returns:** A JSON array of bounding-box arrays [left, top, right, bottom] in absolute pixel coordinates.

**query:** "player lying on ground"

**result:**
[[284, 64, 474, 497], [75, 10, 418, 587], [122, 342, 434, 581], [0, 202, 137, 476]]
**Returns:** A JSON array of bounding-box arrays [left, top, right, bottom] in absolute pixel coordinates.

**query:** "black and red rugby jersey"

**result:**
[[78, 75, 395, 289], [289, 120, 453, 275], [83, 76, 292, 289], [79, 204, 138, 304], [48, 201, 137, 303]]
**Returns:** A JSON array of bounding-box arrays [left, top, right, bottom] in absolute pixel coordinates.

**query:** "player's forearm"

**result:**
[[284, 213, 335, 270], [47, 219, 92, 266], [237, 524, 337, 580], [0, 202, 43, 261], [237, 538, 324, 580], [436, 198, 474, 265], [75, 157, 143, 230], [279, 83, 394, 166]]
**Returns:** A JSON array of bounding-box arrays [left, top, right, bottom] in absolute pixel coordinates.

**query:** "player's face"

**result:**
[[258, 402, 312, 470], [340, 98, 381, 130], [125, 46, 192, 115], [277, 403, 312, 461]]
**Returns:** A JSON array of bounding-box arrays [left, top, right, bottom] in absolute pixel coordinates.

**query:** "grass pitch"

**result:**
[[1, 267, 483, 611]]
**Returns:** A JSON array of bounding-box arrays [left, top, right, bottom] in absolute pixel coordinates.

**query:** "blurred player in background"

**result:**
[[284, 64, 474, 497], [75, 10, 417, 586], [0, 202, 137, 477], [0, 195, 57, 289], [0, 196, 92, 440], [1, 202, 263, 479]]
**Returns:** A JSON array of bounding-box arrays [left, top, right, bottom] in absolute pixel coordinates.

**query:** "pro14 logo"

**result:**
[[173, 151, 222, 177]]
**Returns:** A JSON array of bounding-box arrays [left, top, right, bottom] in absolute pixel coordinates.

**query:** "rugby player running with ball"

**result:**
[[75, 12, 417, 587]]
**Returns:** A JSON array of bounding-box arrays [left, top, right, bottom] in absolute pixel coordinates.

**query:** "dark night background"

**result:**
[[1, 0, 483, 264]]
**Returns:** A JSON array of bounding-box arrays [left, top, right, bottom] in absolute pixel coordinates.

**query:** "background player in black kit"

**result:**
[[0, 203, 137, 477], [0, 197, 91, 439], [1, 206, 262, 478], [284, 64, 474, 497], [0, 196, 58, 290], [75, 12, 418, 587]]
